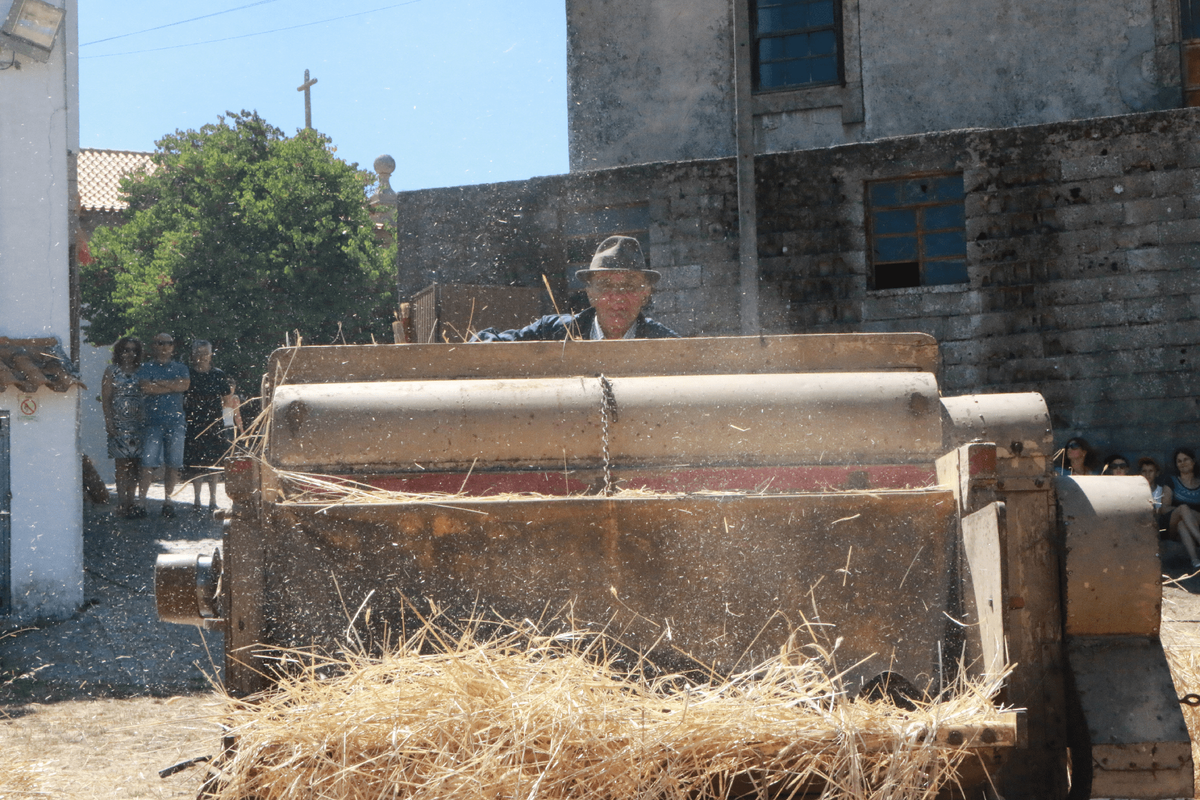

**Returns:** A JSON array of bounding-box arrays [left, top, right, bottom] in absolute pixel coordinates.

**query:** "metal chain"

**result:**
[[599, 375, 617, 496]]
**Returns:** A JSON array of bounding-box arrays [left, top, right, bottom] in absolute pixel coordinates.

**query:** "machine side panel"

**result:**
[[255, 491, 958, 692], [962, 501, 1008, 683], [993, 486, 1071, 799], [1068, 636, 1193, 799]]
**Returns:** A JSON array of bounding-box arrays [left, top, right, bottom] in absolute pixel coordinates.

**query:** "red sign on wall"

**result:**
[[18, 394, 38, 419]]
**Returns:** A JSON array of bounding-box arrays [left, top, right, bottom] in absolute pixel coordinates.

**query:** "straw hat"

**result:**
[[576, 236, 660, 285]]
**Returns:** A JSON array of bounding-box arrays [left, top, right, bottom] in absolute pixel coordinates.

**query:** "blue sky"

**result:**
[[78, 0, 569, 191]]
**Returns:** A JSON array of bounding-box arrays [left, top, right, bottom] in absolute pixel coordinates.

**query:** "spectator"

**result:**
[[101, 336, 145, 518], [1102, 454, 1131, 475], [1056, 437, 1098, 476], [1162, 447, 1200, 570], [183, 340, 239, 512], [1139, 456, 1167, 533], [137, 333, 191, 517], [472, 236, 678, 341]]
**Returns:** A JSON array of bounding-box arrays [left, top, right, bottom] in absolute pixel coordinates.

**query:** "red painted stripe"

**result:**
[[323, 465, 938, 496]]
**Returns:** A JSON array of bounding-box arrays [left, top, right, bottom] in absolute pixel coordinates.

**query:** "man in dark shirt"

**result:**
[[473, 236, 679, 341]]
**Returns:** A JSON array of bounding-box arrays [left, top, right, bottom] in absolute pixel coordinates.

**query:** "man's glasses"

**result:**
[[154, 340, 174, 346], [590, 281, 649, 293]]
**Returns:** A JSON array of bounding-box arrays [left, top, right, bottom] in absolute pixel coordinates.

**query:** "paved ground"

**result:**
[[0, 484, 228, 701]]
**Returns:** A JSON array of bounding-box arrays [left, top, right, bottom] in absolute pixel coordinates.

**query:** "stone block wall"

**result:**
[[394, 107, 1200, 462], [757, 107, 1200, 462]]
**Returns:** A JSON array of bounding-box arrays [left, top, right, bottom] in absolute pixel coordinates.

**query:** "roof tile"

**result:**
[[0, 338, 86, 393], [78, 149, 154, 212]]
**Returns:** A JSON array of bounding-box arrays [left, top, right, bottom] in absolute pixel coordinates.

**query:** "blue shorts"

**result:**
[[141, 420, 187, 469]]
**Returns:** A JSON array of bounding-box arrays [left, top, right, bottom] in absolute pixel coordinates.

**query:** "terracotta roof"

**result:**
[[0, 338, 86, 393], [78, 148, 154, 212]]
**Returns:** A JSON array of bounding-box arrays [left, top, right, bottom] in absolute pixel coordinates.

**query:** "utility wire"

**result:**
[[82, 0, 423, 58], [81, 0, 284, 47]]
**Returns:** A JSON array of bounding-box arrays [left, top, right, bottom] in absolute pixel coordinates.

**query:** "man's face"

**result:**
[[152, 334, 176, 362], [585, 271, 652, 338]]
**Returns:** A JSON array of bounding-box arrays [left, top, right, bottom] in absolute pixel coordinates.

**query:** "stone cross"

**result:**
[[296, 69, 318, 129]]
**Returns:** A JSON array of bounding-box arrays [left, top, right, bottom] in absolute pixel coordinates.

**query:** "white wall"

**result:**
[[0, 0, 83, 621], [0, 393, 83, 618], [80, 339, 114, 483]]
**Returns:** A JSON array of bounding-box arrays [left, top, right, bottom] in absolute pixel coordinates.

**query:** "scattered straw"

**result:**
[[1166, 647, 1200, 780], [205, 617, 1011, 800]]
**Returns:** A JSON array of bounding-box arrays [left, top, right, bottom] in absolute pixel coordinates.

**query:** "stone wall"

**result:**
[[395, 107, 1200, 462], [564, 0, 1182, 171]]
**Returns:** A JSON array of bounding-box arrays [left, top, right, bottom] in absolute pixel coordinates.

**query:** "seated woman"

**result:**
[[1055, 437, 1099, 475], [1138, 456, 1167, 534], [1102, 454, 1131, 475], [1161, 447, 1200, 570]]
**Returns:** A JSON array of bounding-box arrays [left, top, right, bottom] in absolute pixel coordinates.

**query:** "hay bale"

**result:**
[[206, 621, 1010, 800]]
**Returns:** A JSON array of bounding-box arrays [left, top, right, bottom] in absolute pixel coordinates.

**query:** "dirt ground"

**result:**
[[4, 501, 1200, 799], [0, 694, 225, 799]]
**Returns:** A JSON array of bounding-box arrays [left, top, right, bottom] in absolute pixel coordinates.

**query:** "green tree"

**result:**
[[82, 110, 393, 388]]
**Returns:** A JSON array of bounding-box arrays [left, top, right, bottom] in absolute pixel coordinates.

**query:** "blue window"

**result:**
[[1184, 0, 1200, 39], [753, 0, 841, 90], [867, 174, 968, 290]]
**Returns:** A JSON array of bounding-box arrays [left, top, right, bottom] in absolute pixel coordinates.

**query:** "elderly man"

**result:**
[[473, 236, 678, 341]]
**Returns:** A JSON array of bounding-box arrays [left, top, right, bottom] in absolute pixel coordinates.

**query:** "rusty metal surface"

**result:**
[[264, 333, 940, 385], [941, 392, 1052, 474], [268, 372, 943, 472], [154, 553, 209, 626], [1067, 636, 1193, 799], [243, 490, 960, 694], [1058, 476, 1161, 637], [350, 464, 939, 496]]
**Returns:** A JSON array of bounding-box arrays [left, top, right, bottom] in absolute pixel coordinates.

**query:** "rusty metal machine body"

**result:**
[[156, 333, 1191, 798]]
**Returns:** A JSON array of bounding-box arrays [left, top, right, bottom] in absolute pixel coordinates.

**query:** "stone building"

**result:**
[[392, 0, 1200, 465], [567, 0, 1195, 169]]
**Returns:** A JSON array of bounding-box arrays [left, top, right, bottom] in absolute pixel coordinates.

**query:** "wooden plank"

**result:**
[[266, 333, 939, 385], [961, 501, 1009, 683]]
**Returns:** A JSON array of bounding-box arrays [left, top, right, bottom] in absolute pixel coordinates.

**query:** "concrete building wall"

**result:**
[[566, 0, 1183, 170], [567, 0, 735, 168], [395, 107, 1200, 464], [80, 341, 113, 484], [0, 393, 84, 619], [0, 0, 84, 621]]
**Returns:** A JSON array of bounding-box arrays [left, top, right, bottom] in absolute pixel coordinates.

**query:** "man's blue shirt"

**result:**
[[136, 360, 189, 425]]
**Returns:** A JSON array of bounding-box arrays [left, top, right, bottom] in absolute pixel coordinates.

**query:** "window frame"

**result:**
[[751, 0, 845, 93], [866, 173, 969, 292]]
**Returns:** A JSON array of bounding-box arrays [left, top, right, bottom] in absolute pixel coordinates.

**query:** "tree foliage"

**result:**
[[82, 111, 394, 387]]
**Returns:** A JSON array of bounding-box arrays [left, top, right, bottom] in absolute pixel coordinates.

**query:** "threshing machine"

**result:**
[[156, 333, 1191, 798]]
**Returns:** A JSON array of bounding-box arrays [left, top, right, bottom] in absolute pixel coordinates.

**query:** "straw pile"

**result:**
[[206, 619, 1009, 800]]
